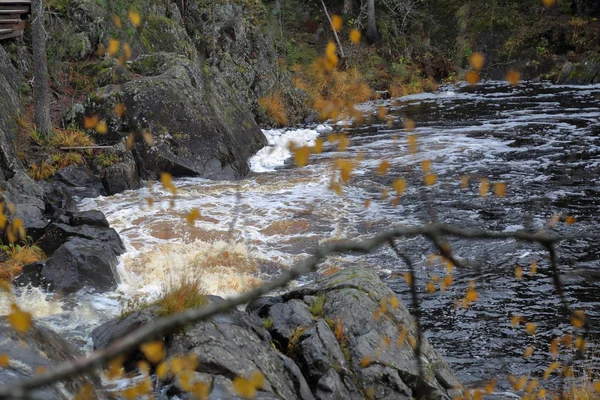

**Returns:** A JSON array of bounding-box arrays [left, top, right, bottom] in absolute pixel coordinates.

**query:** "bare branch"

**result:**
[[0, 223, 597, 397]]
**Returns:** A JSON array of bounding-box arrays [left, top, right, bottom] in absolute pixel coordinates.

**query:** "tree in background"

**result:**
[[366, 0, 379, 43], [31, 0, 52, 138]]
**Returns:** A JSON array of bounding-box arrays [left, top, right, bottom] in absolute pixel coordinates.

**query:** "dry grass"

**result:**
[[156, 276, 207, 317], [28, 161, 57, 180], [389, 77, 438, 99], [0, 243, 46, 281], [258, 92, 288, 126], [51, 152, 84, 169], [50, 128, 94, 149]]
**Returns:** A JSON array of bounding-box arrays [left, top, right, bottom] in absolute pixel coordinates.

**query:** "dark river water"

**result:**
[[13, 81, 599, 396]]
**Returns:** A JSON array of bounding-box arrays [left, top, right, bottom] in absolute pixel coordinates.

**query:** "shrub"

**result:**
[[51, 152, 84, 169], [96, 152, 120, 168], [309, 295, 326, 318], [258, 92, 288, 126]]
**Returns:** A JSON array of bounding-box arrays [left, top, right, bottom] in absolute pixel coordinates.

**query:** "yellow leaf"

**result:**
[[466, 70, 480, 86], [389, 296, 399, 309], [407, 336, 416, 349], [0, 354, 8, 367], [407, 134, 417, 154], [565, 215, 576, 225], [186, 209, 200, 225], [571, 310, 585, 329], [146, 197, 154, 207], [140, 341, 165, 364], [561, 334, 572, 347], [441, 274, 453, 291], [75, 383, 94, 400], [106, 356, 124, 380], [509, 375, 527, 390], [128, 10, 141, 27], [36, 366, 45, 374], [529, 260, 537, 276], [460, 175, 469, 189], [392, 178, 406, 195], [506, 69, 521, 86], [107, 39, 119, 56], [396, 327, 407, 347], [377, 106, 387, 120], [364, 198, 371, 208], [550, 338, 559, 358], [479, 178, 489, 197], [349, 29, 361, 44], [95, 120, 108, 135], [403, 272, 412, 286], [523, 346, 534, 358], [192, 381, 209, 400], [515, 265, 523, 280], [494, 182, 506, 197], [594, 382, 600, 393], [337, 159, 353, 183], [466, 285, 478, 302], [329, 181, 342, 196], [123, 43, 132, 60], [470, 52, 485, 71], [473, 389, 483, 400], [376, 160, 390, 176], [575, 336, 586, 351], [8, 304, 31, 333], [156, 362, 169, 380], [484, 379, 496, 394], [331, 15, 342, 32], [314, 138, 323, 154], [404, 119, 416, 132], [360, 356, 371, 368], [542, 0, 556, 9], [543, 362, 560, 379], [137, 360, 151, 375], [114, 103, 126, 118], [525, 322, 536, 335], [294, 146, 311, 167], [327, 133, 338, 143], [426, 281, 436, 293], [113, 16, 122, 28], [423, 174, 436, 186], [539, 388, 547, 398], [232, 376, 257, 399], [338, 134, 350, 151], [421, 159, 432, 173], [526, 378, 538, 393]]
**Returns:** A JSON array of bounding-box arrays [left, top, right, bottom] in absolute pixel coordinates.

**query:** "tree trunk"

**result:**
[[31, 0, 52, 137], [366, 0, 378, 43], [343, 0, 354, 15], [319, 0, 345, 58]]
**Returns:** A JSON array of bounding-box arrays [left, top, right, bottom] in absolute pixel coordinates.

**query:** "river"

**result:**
[[8, 81, 600, 393]]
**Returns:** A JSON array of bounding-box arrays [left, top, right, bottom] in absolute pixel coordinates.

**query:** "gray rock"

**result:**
[[40, 237, 121, 293], [556, 56, 600, 85], [267, 299, 314, 345], [69, 210, 109, 227], [38, 220, 125, 257], [69, 53, 268, 180], [0, 317, 101, 399], [101, 150, 140, 195], [51, 164, 105, 198]]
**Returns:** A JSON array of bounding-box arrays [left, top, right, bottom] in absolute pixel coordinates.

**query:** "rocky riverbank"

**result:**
[[1, 268, 463, 399]]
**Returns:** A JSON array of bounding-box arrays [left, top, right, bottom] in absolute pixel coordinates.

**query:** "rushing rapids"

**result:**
[[5, 82, 600, 391]]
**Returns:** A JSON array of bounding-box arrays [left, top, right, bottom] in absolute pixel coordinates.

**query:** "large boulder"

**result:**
[[68, 53, 268, 180], [250, 268, 462, 400], [0, 318, 101, 399], [27, 236, 121, 293], [50, 164, 105, 198]]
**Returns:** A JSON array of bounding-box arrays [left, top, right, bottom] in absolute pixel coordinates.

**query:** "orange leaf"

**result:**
[[466, 70, 480, 86], [392, 178, 407, 195], [0, 354, 8, 368], [564, 216, 576, 225], [506, 69, 521, 86], [515, 265, 523, 280], [523, 346, 534, 358], [128, 10, 141, 27], [426, 281, 436, 293], [470, 53, 485, 71], [376, 160, 390, 175], [542, 0, 556, 8], [83, 115, 99, 129], [294, 146, 311, 167], [550, 338, 559, 358], [404, 119, 416, 132], [571, 310, 586, 329], [479, 178, 489, 197], [525, 322, 536, 335], [360, 356, 371, 368], [95, 120, 108, 135], [331, 15, 342, 32], [114, 103, 126, 118], [423, 173, 436, 186], [349, 29, 361, 44], [107, 39, 120, 56], [494, 182, 506, 197], [529, 260, 538, 276], [407, 134, 417, 154]]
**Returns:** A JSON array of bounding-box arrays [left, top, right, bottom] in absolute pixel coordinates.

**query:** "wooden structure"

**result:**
[[0, 0, 30, 41]]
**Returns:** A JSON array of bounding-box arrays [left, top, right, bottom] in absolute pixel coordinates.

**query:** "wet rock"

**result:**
[[38, 219, 124, 257], [40, 181, 79, 216], [556, 57, 600, 85], [51, 164, 105, 198], [0, 317, 101, 399], [101, 149, 140, 195], [69, 210, 109, 227], [69, 53, 267, 180], [267, 300, 314, 346], [257, 268, 462, 400], [2, 171, 47, 238], [39, 237, 120, 293]]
